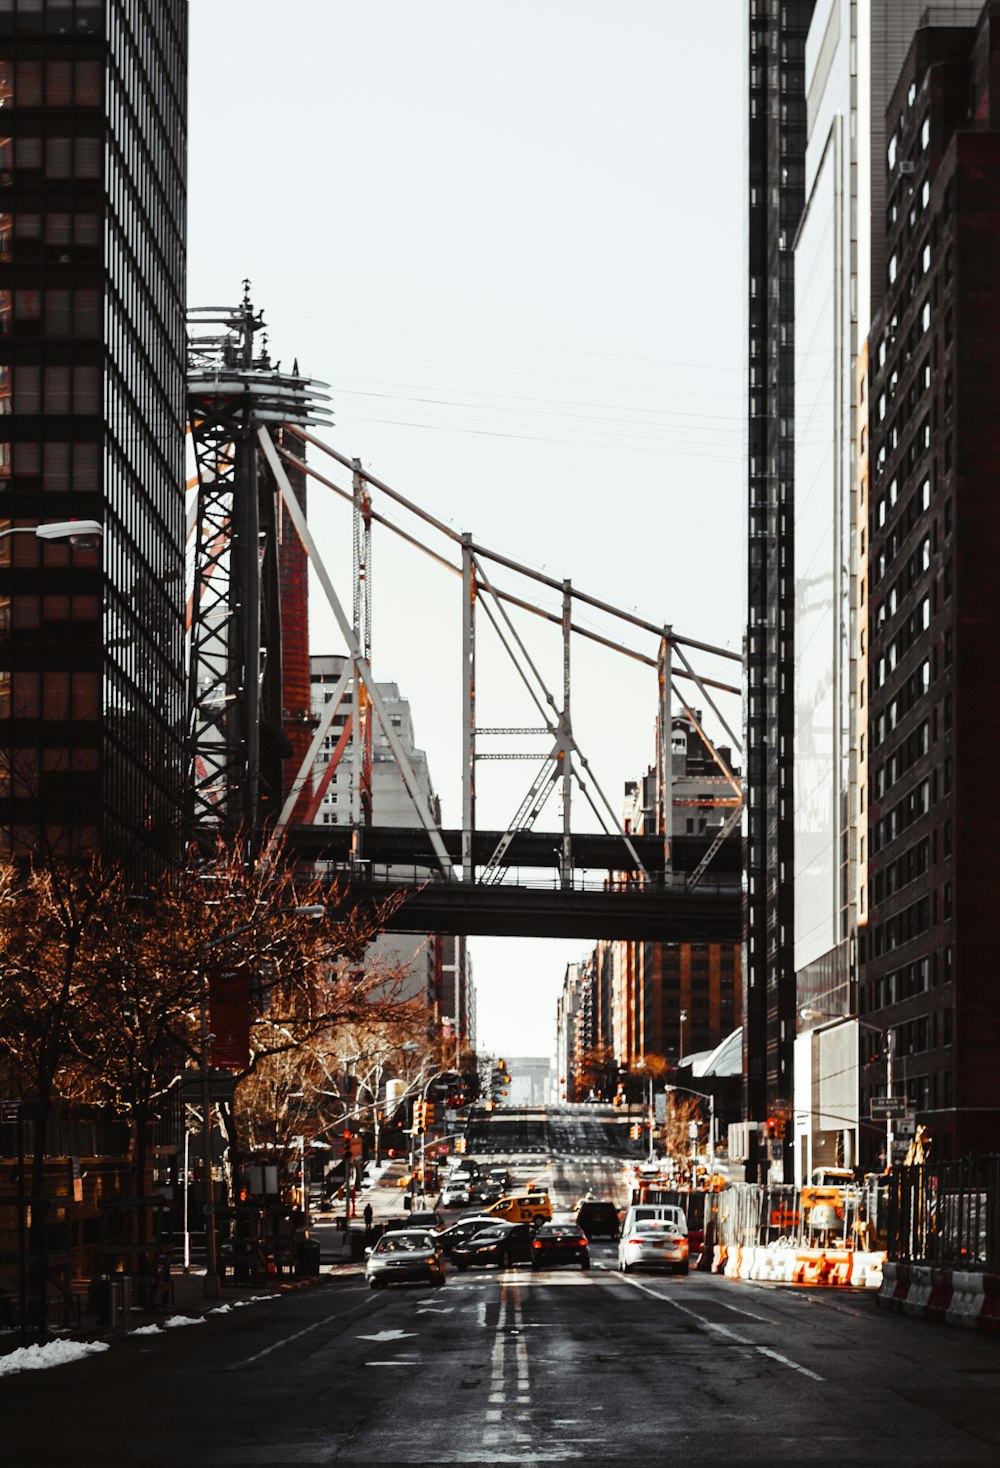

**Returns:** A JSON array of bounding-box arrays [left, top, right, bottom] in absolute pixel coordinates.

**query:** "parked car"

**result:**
[[433, 1215, 498, 1257], [531, 1222, 591, 1270], [451, 1221, 534, 1271], [618, 1216, 690, 1275], [575, 1200, 620, 1240], [385, 1209, 444, 1233], [365, 1229, 446, 1289], [487, 1192, 552, 1227]]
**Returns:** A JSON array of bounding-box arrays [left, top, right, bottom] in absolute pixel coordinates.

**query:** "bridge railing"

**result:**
[[314, 860, 739, 895]]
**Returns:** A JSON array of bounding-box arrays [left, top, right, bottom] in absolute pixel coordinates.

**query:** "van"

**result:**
[[487, 1192, 552, 1226], [621, 1204, 688, 1239]]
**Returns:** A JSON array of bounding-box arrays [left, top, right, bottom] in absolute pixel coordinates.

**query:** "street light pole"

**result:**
[[198, 969, 221, 1299]]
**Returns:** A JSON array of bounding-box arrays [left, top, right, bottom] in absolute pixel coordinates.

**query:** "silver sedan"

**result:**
[[365, 1229, 447, 1289], [618, 1220, 690, 1275]]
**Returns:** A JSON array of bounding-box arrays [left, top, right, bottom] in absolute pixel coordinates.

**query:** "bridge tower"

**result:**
[[185, 286, 331, 845]]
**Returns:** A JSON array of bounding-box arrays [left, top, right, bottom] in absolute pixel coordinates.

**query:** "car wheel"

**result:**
[[455, 1261, 468, 1272], [581, 1259, 591, 1271], [368, 1278, 381, 1290], [675, 1262, 689, 1276]]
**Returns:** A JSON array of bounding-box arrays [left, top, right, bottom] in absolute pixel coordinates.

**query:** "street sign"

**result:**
[[895, 1116, 917, 1139], [180, 1071, 235, 1105], [0, 1100, 21, 1123], [870, 1096, 907, 1120]]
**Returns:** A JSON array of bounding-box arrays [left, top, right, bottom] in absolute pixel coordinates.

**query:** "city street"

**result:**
[[4, 1250, 1000, 1465]]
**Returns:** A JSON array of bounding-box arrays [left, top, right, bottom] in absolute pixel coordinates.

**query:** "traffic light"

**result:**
[[455, 1136, 467, 1153], [413, 1100, 426, 1134], [424, 1101, 435, 1128], [629, 1123, 641, 1140]]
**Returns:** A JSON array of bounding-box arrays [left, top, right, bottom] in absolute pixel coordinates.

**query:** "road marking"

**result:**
[[229, 1310, 353, 1368], [356, 1329, 416, 1343], [620, 1277, 824, 1382]]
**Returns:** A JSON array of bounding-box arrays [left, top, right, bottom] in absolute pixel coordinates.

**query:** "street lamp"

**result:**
[[665, 1081, 716, 1183], [0, 519, 103, 548], [678, 1008, 688, 1060], [634, 1060, 656, 1164]]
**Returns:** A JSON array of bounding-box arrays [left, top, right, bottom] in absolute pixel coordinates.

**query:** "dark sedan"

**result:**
[[530, 1222, 591, 1270], [451, 1221, 533, 1271], [433, 1215, 498, 1257]]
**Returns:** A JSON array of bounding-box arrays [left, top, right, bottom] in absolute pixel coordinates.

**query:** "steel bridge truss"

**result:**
[[185, 289, 332, 841], [260, 428, 743, 892]]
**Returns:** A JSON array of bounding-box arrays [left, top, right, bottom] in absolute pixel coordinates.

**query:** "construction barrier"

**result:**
[[711, 1242, 884, 1288], [877, 1261, 1000, 1330]]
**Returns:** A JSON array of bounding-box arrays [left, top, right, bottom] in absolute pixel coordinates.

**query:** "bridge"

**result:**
[[186, 292, 743, 943]]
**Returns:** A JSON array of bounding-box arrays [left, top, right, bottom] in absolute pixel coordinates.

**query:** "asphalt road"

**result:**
[[5, 1249, 1000, 1466]]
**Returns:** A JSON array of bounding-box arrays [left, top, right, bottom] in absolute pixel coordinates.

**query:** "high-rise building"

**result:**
[[0, 0, 187, 867], [309, 653, 466, 1015], [790, 0, 980, 1184], [744, 0, 817, 1173], [863, 2, 1000, 1162]]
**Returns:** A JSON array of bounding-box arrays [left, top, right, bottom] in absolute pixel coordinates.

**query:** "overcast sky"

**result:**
[[188, 2, 745, 1063]]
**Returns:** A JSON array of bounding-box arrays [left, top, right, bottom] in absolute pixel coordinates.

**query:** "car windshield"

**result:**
[[375, 1233, 433, 1254], [473, 1229, 506, 1243]]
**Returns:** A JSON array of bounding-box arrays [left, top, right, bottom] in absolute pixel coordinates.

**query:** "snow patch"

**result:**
[[0, 1340, 110, 1375], [129, 1323, 163, 1336], [160, 1315, 207, 1329]]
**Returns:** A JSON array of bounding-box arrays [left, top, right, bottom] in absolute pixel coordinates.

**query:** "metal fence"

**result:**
[[885, 1156, 1000, 1272], [709, 1179, 891, 1252]]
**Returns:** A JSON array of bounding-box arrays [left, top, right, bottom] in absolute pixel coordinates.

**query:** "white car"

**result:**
[[618, 1215, 690, 1276], [441, 1182, 471, 1208]]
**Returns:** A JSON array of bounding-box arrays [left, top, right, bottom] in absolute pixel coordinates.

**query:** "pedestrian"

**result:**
[[363, 1202, 373, 1233]]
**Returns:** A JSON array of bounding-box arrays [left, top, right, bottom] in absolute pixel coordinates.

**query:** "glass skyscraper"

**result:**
[[0, 0, 187, 868]]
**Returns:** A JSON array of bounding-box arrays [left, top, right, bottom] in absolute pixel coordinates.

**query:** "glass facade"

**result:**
[[745, 0, 816, 1146], [0, 0, 187, 868]]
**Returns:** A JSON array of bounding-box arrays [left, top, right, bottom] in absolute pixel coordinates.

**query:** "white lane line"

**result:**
[[620, 1277, 824, 1382], [229, 1310, 348, 1369]]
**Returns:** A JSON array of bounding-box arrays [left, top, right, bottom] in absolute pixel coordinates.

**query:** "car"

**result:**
[[487, 1192, 552, 1227], [488, 1166, 510, 1189], [530, 1222, 591, 1270], [475, 1180, 503, 1205], [433, 1215, 498, 1257], [621, 1204, 688, 1238], [384, 1208, 445, 1233], [365, 1229, 447, 1289], [440, 1183, 471, 1208], [451, 1221, 534, 1271], [575, 1200, 621, 1240], [618, 1217, 690, 1275]]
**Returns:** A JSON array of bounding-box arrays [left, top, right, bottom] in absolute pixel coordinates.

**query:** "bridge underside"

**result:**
[[324, 873, 740, 942], [285, 825, 739, 877]]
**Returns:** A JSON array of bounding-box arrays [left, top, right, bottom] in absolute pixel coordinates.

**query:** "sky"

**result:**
[[188, 1, 746, 1063]]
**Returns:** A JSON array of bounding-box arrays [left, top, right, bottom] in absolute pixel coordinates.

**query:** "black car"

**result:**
[[451, 1221, 533, 1271], [433, 1215, 497, 1257], [531, 1222, 591, 1270], [576, 1200, 621, 1241], [385, 1209, 444, 1233]]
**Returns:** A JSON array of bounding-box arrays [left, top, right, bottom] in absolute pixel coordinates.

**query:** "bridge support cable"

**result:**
[[257, 426, 455, 878], [658, 629, 673, 875], [270, 423, 738, 887], [473, 554, 647, 884], [461, 533, 476, 884]]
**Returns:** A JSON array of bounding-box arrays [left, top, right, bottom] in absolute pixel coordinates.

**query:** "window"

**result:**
[[888, 134, 897, 170], [921, 116, 930, 150], [922, 300, 931, 332], [922, 180, 930, 209]]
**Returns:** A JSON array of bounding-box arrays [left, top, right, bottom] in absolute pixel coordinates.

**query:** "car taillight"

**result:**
[[532, 1240, 542, 1249], [574, 1239, 586, 1247]]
